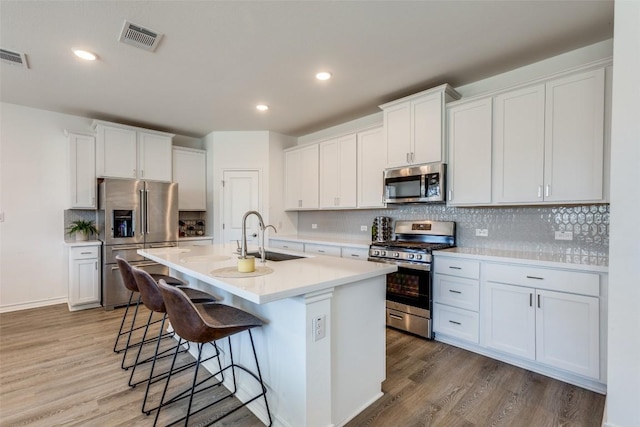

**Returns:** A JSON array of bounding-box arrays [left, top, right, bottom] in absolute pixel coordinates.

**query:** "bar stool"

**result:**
[[113, 255, 198, 355], [155, 279, 272, 427], [115, 256, 217, 371], [130, 267, 223, 415]]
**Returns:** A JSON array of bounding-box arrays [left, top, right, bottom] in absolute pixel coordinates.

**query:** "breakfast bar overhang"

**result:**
[[138, 244, 396, 427]]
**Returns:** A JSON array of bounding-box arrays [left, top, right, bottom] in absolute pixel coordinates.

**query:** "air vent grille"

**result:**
[[0, 48, 28, 68], [119, 20, 163, 52]]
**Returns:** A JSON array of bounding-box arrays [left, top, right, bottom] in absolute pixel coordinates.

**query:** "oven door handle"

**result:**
[[368, 257, 431, 271]]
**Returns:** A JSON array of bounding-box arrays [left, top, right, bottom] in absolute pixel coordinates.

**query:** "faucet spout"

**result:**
[[240, 210, 264, 258]]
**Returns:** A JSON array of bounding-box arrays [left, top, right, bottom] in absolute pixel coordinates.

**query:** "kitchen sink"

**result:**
[[246, 251, 305, 262]]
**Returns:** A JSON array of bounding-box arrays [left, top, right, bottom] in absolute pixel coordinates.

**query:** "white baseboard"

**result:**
[[0, 297, 68, 313]]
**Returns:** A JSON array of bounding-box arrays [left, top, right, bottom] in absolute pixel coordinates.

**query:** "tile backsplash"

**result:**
[[298, 204, 609, 265]]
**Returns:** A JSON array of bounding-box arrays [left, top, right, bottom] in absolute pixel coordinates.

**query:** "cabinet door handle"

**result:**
[[95, 261, 98, 270], [537, 294, 541, 308], [537, 185, 543, 198], [545, 184, 551, 197], [526, 275, 544, 280], [449, 266, 462, 270], [529, 293, 533, 307], [406, 153, 410, 163], [449, 320, 461, 325], [411, 152, 415, 163], [448, 190, 453, 201], [133, 169, 137, 177], [449, 289, 462, 294]]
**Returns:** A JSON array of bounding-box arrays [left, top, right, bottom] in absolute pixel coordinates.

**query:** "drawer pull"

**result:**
[[526, 275, 544, 280], [318, 250, 325, 253], [350, 254, 360, 257], [448, 289, 462, 294], [389, 314, 403, 321], [449, 266, 462, 270], [449, 320, 461, 325], [80, 251, 93, 255]]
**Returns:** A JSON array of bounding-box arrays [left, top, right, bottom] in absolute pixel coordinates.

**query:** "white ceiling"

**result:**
[[0, 1, 614, 138]]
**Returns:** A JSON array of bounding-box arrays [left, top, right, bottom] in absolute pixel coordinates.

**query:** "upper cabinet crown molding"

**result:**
[[380, 83, 460, 168]]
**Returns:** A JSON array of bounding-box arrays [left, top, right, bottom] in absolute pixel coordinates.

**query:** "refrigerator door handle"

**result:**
[[139, 188, 146, 235], [145, 189, 150, 234]]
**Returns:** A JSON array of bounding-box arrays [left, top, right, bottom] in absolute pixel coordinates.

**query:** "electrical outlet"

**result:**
[[555, 231, 574, 241], [360, 225, 367, 232], [475, 229, 489, 237], [311, 224, 317, 229], [313, 315, 326, 341]]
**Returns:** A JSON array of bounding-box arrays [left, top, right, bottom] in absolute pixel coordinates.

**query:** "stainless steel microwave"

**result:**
[[383, 163, 446, 204]]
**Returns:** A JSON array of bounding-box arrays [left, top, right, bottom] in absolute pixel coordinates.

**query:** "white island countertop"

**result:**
[[138, 243, 396, 304]]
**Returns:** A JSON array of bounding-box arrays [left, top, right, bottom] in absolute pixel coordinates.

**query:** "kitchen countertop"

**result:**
[[138, 243, 396, 304], [64, 240, 102, 247], [179, 235, 213, 241], [269, 234, 371, 249], [434, 247, 608, 273]]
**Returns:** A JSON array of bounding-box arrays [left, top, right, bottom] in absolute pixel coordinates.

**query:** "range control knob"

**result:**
[[372, 250, 379, 256], [394, 252, 400, 258], [416, 254, 422, 260], [380, 251, 386, 257], [408, 254, 415, 260]]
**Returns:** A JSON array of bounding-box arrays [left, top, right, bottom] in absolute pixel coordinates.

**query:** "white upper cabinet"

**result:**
[[543, 69, 605, 203], [447, 65, 608, 207], [381, 84, 460, 168], [357, 126, 386, 208], [493, 69, 605, 204], [68, 132, 96, 209], [138, 132, 173, 182], [172, 147, 207, 211], [319, 134, 357, 208], [94, 121, 173, 182], [284, 144, 319, 210], [447, 97, 493, 206], [493, 84, 546, 203]]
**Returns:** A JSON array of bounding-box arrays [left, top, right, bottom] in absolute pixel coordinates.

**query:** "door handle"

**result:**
[[389, 313, 403, 321], [449, 289, 462, 294]]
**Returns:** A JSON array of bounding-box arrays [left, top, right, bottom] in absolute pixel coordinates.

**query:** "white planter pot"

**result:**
[[75, 231, 89, 241]]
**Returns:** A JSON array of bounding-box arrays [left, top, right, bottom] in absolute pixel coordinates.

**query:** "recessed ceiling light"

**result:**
[[256, 104, 269, 112], [315, 71, 332, 81], [73, 49, 97, 61]]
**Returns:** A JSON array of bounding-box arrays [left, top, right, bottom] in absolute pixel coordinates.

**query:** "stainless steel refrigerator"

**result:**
[[97, 178, 178, 309]]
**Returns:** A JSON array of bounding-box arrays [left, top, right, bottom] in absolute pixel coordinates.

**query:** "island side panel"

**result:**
[[331, 275, 387, 426]]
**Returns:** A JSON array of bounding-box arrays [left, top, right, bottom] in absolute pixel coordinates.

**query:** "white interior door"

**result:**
[[222, 170, 261, 245]]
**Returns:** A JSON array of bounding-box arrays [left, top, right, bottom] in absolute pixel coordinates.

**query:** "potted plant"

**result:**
[[67, 219, 98, 241]]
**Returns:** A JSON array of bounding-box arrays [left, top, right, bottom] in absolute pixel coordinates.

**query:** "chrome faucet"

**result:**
[[240, 210, 265, 259], [260, 224, 278, 263]]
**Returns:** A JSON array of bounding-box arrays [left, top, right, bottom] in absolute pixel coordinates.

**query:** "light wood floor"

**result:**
[[0, 304, 605, 426]]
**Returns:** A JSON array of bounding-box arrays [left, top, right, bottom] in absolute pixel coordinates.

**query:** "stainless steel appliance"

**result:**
[[368, 220, 456, 338], [97, 178, 179, 309], [383, 162, 446, 204]]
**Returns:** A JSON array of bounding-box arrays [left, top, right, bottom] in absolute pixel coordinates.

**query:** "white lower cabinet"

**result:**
[[482, 264, 600, 380], [68, 243, 101, 311], [341, 246, 369, 261], [433, 258, 481, 344], [434, 252, 606, 392], [304, 243, 341, 257]]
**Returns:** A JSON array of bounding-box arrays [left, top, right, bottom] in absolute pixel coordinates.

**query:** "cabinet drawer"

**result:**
[[269, 240, 304, 252], [70, 246, 100, 260], [305, 243, 341, 257], [434, 257, 480, 279], [484, 263, 599, 297], [433, 274, 479, 311], [433, 303, 479, 344], [341, 247, 369, 261]]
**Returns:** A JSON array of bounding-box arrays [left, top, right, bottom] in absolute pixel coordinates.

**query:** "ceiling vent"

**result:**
[[118, 20, 163, 52], [0, 48, 29, 68]]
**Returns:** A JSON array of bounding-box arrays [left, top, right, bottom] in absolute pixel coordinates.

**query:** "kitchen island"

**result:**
[[138, 243, 396, 427]]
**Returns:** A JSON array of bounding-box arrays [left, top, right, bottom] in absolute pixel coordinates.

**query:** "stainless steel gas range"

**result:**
[[368, 220, 456, 338]]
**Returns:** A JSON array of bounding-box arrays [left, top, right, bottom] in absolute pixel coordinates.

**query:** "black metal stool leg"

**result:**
[[113, 291, 135, 353], [248, 329, 273, 427]]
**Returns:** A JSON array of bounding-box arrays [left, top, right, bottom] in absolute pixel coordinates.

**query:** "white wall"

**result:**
[[205, 131, 296, 244], [605, 1, 640, 426], [0, 103, 92, 310]]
